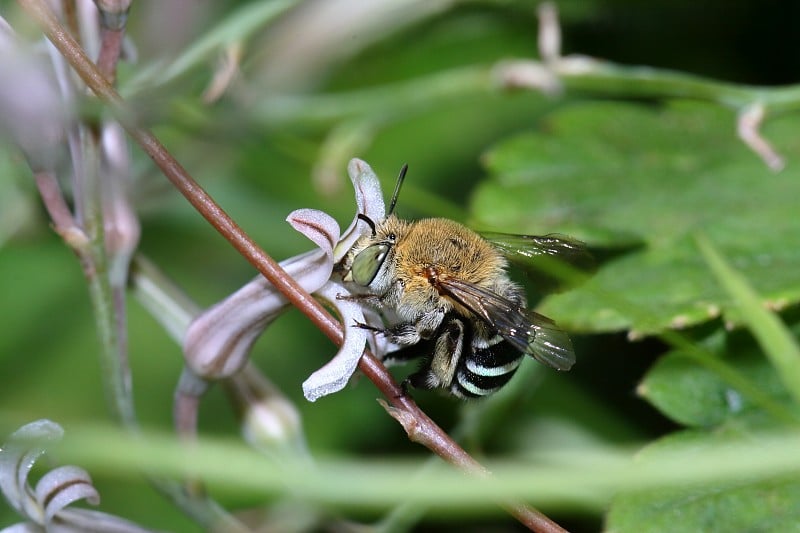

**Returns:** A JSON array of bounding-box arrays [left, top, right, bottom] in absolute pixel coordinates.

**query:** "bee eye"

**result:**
[[351, 244, 390, 286]]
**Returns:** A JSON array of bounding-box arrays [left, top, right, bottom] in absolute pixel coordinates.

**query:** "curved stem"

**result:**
[[79, 124, 136, 426]]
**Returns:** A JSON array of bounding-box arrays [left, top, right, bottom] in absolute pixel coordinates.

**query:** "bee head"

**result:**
[[345, 164, 408, 288], [348, 214, 405, 288], [349, 233, 393, 286]]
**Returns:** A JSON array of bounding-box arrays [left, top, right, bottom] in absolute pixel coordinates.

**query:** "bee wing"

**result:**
[[439, 278, 575, 371], [481, 233, 595, 289], [480, 232, 589, 260]]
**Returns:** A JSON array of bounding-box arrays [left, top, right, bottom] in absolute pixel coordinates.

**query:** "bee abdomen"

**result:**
[[453, 342, 523, 399]]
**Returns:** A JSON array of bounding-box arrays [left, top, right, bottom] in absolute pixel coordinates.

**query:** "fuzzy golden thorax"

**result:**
[[341, 215, 513, 319], [392, 218, 508, 314]]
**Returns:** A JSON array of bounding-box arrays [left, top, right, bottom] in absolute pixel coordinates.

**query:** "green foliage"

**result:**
[[3, 1, 800, 532], [607, 430, 800, 533], [476, 101, 800, 336], [608, 250, 800, 530], [638, 336, 785, 428]]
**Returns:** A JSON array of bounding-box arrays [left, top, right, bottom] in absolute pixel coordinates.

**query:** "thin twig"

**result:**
[[33, 169, 83, 241], [96, 27, 124, 84], [737, 103, 785, 171], [94, 0, 131, 84], [18, 0, 565, 530]]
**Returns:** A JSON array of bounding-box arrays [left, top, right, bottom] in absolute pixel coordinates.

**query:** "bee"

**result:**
[[337, 165, 586, 399]]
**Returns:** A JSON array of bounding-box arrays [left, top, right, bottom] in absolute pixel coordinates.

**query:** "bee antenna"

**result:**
[[387, 163, 408, 217], [357, 213, 377, 236]]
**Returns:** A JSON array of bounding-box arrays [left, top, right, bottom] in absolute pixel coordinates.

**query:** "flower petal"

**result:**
[[184, 249, 333, 378], [334, 158, 386, 261], [302, 281, 369, 402], [35, 466, 99, 523], [0, 420, 64, 521], [286, 208, 339, 265], [0, 423, 151, 531], [183, 205, 344, 380]]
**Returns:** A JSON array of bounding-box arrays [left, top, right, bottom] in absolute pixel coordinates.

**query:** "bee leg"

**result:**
[[397, 373, 432, 399], [404, 373, 424, 390], [398, 377, 414, 398], [402, 368, 437, 393], [354, 322, 422, 345], [382, 344, 434, 399], [352, 321, 384, 333], [383, 323, 422, 345], [383, 340, 431, 365], [337, 293, 383, 308]]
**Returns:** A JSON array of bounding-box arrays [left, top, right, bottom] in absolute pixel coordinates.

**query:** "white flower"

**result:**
[[183, 159, 388, 401], [0, 420, 152, 532]]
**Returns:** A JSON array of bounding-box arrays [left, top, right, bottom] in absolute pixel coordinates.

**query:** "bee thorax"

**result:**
[[423, 265, 439, 285], [420, 265, 455, 297]]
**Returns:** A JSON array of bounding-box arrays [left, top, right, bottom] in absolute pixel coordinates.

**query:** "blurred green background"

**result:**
[[2, 0, 800, 531]]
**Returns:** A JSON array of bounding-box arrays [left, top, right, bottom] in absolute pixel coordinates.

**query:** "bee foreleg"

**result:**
[[354, 322, 422, 345], [337, 293, 384, 308], [352, 321, 384, 333]]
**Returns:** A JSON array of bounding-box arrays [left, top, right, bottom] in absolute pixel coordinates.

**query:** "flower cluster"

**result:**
[[0, 420, 151, 532], [183, 158, 392, 401]]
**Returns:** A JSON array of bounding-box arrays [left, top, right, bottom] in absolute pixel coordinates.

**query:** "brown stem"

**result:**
[[62, 0, 80, 39], [96, 27, 123, 84], [19, 1, 566, 530], [33, 169, 82, 240]]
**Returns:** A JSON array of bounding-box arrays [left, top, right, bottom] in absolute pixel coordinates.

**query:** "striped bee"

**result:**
[[338, 166, 585, 399]]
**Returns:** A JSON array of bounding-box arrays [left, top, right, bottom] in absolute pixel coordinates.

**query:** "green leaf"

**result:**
[[475, 101, 800, 335], [696, 234, 800, 404], [638, 331, 793, 428], [623, 317, 800, 530], [607, 429, 800, 533]]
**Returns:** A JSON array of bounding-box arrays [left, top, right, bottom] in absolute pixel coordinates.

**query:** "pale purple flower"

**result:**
[[183, 159, 388, 401], [0, 420, 152, 532], [0, 17, 69, 171]]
